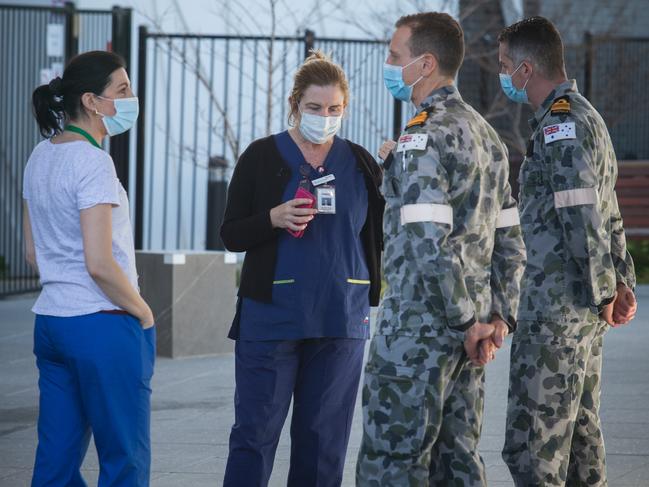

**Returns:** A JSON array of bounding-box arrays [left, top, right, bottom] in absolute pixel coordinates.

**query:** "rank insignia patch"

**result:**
[[550, 96, 571, 115], [405, 111, 429, 129]]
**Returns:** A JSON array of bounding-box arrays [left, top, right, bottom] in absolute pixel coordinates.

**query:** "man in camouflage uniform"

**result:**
[[356, 13, 526, 486], [497, 17, 638, 486]]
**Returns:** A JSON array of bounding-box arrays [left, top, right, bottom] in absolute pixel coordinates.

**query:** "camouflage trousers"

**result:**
[[356, 333, 487, 487], [503, 319, 608, 486]]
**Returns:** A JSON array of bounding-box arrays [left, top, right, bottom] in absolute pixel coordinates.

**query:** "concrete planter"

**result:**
[[136, 251, 238, 357]]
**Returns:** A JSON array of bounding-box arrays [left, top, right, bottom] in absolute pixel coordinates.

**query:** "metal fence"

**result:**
[[584, 34, 649, 160], [135, 28, 400, 251], [0, 3, 129, 297]]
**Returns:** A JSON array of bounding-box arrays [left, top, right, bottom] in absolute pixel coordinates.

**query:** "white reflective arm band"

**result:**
[[553, 187, 597, 209], [400, 203, 453, 227], [496, 207, 520, 228]]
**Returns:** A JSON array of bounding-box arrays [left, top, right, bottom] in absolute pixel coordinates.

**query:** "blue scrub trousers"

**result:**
[[223, 338, 365, 487], [31, 312, 155, 487]]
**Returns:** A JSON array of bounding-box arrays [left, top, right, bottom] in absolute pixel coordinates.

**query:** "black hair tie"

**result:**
[[48, 77, 63, 96]]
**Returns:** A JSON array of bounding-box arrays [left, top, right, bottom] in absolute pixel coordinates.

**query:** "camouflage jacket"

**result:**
[[517, 79, 636, 323], [378, 85, 526, 339]]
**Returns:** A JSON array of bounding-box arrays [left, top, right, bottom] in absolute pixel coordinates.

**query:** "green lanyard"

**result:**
[[65, 124, 101, 149]]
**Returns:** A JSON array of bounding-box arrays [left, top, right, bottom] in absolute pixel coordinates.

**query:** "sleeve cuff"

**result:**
[[490, 311, 517, 333], [449, 315, 476, 332], [596, 295, 616, 314]]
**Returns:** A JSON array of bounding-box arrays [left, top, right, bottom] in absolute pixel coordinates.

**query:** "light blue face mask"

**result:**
[[383, 55, 424, 102], [499, 62, 530, 104], [96, 95, 139, 136]]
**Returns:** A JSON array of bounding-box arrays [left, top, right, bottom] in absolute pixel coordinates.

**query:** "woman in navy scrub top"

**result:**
[[221, 51, 385, 487]]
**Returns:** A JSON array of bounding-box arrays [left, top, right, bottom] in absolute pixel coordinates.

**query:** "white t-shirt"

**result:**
[[23, 139, 139, 317]]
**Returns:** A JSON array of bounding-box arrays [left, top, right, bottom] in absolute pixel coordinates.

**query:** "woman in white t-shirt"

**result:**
[[24, 50, 154, 486]]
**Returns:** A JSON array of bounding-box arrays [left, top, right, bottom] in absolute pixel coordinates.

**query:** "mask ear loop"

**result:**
[[511, 61, 531, 90], [92, 94, 104, 118], [521, 67, 532, 91], [405, 55, 427, 89]]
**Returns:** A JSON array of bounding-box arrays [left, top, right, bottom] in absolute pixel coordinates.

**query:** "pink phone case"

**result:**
[[287, 187, 316, 238]]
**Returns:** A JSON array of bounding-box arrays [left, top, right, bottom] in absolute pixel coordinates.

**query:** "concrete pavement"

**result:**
[[1, 288, 648, 486]]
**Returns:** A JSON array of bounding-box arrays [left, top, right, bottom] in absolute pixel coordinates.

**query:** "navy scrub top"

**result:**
[[239, 131, 370, 341]]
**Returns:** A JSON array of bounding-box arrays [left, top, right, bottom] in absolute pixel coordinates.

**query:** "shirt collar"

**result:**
[[417, 84, 461, 113], [529, 79, 578, 131]]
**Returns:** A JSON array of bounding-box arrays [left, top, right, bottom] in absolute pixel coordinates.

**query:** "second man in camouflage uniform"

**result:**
[[356, 12, 526, 486], [497, 17, 638, 486]]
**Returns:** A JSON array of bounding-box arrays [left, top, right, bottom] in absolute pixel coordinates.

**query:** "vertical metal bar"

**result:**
[[7, 8, 17, 293], [357, 42, 364, 146], [236, 39, 244, 157], [162, 38, 172, 249], [372, 44, 382, 145], [393, 98, 402, 140], [135, 25, 148, 249], [18, 8, 30, 292], [583, 32, 592, 100], [304, 29, 315, 59], [251, 39, 258, 140], [1, 8, 7, 294], [363, 43, 370, 148], [110, 7, 132, 190], [176, 38, 187, 249], [10, 7, 19, 294], [190, 38, 200, 248], [355, 42, 362, 143], [280, 39, 287, 130], [146, 38, 158, 249], [296, 37, 301, 68], [207, 38, 215, 164], [64, 1, 78, 62], [222, 39, 230, 157]]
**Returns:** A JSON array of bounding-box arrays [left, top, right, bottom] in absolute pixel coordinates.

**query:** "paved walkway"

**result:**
[[1, 288, 648, 486]]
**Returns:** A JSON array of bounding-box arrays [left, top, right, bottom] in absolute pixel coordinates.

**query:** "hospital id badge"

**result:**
[[316, 185, 336, 214]]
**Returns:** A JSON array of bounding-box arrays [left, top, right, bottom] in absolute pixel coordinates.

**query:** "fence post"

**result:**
[[205, 156, 228, 250], [583, 31, 592, 100], [392, 100, 402, 140], [135, 25, 148, 249], [64, 1, 78, 62], [110, 6, 133, 193], [304, 29, 315, 58]]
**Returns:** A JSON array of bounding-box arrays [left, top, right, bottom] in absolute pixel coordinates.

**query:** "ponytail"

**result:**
[[32, 77, 65, 137]]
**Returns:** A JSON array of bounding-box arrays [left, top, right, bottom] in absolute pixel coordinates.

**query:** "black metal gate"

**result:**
[[0, 3, 132, 297], [134, 28, 400, 251]]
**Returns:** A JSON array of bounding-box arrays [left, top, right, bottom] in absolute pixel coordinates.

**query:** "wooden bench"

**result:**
[[616, 160, 649, 239]]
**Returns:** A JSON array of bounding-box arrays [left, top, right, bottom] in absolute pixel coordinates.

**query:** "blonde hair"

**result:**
[[288, 50, 349, 125]]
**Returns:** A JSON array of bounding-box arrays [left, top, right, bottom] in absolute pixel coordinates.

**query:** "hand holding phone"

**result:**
[[269, 187, 317, 238]]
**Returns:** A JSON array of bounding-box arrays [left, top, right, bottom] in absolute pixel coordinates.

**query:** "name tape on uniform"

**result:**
[[396, 133, 428, 153], [543, 122, 576, 144]]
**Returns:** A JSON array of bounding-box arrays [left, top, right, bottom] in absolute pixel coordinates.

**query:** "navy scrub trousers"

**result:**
[[31, 312, 155, 487], [224, 338, 365, 487], [223, 132, 370, 487]]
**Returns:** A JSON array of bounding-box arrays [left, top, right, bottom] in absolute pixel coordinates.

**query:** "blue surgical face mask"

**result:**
[[499, 62, 530, 104], [95, 95, 139, 136], [383, 55, 424, 102]]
